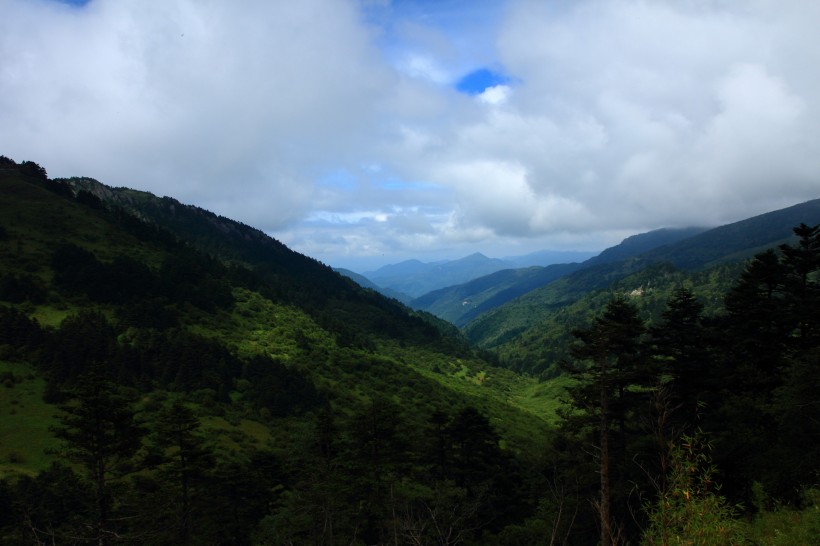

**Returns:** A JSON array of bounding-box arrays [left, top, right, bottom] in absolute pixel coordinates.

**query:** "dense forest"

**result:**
[[1, 156, 819, 544]]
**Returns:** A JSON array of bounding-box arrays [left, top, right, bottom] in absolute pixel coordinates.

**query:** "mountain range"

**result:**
[[352, 249, 597, 300], [338, 198, 820, 376]]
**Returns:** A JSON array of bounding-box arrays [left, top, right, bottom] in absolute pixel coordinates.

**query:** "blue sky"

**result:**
[[3, 0, 820, 270], [456, 68, 512, 95]]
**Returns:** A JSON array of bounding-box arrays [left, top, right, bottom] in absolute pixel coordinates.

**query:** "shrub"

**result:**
[[642, 431, 744, 546]]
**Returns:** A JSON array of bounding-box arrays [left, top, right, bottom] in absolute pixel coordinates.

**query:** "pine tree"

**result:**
[[708, 224, 820, 504], [562, 296, 648, 546], [779, 223, 820, 347], [149, 399, 213, 545], [50, 370, 144, 545], [650, 287, 711, 427]]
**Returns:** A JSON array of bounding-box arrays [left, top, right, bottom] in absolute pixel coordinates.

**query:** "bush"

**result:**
[[642, 432, 744, 546]]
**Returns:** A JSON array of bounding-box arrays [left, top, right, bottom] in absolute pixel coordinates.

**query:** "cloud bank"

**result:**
[[2, 0, 819, 269]]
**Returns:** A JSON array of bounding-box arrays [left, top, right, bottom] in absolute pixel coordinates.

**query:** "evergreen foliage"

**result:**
[[48, 371, 145, 544]]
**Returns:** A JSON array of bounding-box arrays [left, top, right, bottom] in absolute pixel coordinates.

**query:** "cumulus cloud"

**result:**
[[2, 0, 820, 269], [1, 0, 389, 229], [484, 0, 820, 230]]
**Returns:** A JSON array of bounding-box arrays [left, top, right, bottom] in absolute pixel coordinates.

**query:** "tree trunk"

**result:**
[[600, 361, 612, 546]]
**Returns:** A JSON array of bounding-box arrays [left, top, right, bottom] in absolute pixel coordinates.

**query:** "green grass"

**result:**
[[742, 489, 820, 545], [376, 343, 558, 455], [200, 415, 275, 456], [29, 304, 76, 328], [507, 374, 572, 426], [0, 361, 59, 477]]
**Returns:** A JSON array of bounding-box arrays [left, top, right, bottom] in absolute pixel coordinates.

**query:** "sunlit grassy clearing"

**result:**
[[0, 360, 59, 477]]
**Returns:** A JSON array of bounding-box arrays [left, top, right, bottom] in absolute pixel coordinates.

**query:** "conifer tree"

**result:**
[[709, 224, 820, 504], [149, 399, 213, 545], [50, 370, 144, 545], [562, 296, 648, 546], [779, 223, 820, 347], [650, 287, 711, 427]]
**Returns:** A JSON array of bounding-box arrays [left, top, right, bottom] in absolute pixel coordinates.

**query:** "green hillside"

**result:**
[[0, 159, 563, 543], [464, 198, 820, 359], [411, 262, 583, 326], [1, 157, 818, 544]]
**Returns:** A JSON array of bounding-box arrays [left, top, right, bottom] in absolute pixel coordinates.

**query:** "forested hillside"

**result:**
[[411, 262, 584, 327], [1, 156, 818, 544], [464, 198, 820, 376], [0, 158, 556, 544], [409, 229, 706, 329]]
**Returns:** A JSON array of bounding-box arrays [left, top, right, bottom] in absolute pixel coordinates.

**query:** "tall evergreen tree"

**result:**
[[650, 287, 712, 428], [148, 399, 213, 545], [49, 370, 144, 545], [721, 249, 789, 388], [708, 224, 820, 504], [562, 296, 648, 546], [779, 223, 820, 347]]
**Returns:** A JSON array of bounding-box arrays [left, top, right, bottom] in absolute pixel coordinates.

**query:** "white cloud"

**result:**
[[1, 0, 389, 230], [480, 0, 820, 229], [3, 0, 820, 269], [477, 84, 511, 105]]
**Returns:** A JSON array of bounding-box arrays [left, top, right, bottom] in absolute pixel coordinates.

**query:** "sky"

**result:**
[[2, 0, 820, 271]]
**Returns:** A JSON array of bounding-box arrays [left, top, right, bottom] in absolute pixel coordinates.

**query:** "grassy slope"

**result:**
[[197, 287, 558, 452], [0, 361, 60, 477]]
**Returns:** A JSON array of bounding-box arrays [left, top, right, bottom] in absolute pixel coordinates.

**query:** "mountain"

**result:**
[[333, 267, 382, 291], [582, 227, 708, 266], [361, 250, 601, 299], [411, 227, 705, 327], [463, 197, 820, 373], [333, 267, 413, 304], [639, 200, 820, 268], [502, 249, 599, 267], [411, 262, 584, 327], [0, 158, 562, 542], [362, 252, 513, 297]]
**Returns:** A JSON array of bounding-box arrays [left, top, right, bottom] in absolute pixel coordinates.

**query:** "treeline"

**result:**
[[549, 223, 820, 544], [51, 242, 235, 313]]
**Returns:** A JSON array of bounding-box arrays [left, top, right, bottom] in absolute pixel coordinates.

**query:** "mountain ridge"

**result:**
[[361, 252, 514, 297], [463, 196, 820, 356], [409, 227, 709, 326], [355, 249, 600, 299]]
